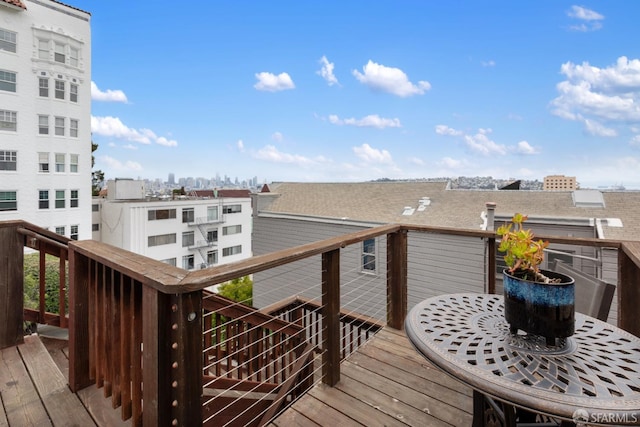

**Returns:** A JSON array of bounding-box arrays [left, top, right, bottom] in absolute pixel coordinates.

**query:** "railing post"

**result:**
[[322, 249, 340, 386], [0, 222, 24, 349], [143, 287, 202, 426], [487, 237, 496, 294], [68, 244, 91, 391], [387, 229, 407, 330], [619, 242, 640, 337]]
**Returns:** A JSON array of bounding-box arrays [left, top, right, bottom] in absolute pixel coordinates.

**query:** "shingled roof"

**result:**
[[0, 0, 27, 9], [258, 181, 640, 240]]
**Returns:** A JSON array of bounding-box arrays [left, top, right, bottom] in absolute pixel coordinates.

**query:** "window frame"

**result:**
[[0, 110, 17, 131], [39, 190, 49, 209], [55, 226, 65, 236], [362, 238, 377, 273], [54, 42, 65, 64], [207, 250, 218, 266], [182, 231, 195, 248], [55, 153, 65, 173], [222, 245, 242, 257], [55, 116, 65, 136], [182, 254, 195, 270], [0, 150, 17, 171], [70, 83, 78, 102], [0, 191, 17, 211], [70, 154, 78, 173], [70, 119, 78, 137], [38, 115, 49, 135], [55, 189, 65, 209], [54, 80, 65, 100], [182, 208, 195, 223], [223, 224, 242, 236], [223, 204, 242, 214], [70, 189, 78, 208], [0, 29, 17, 53], [39, 77, 49, 97], [148, 208, 176, 220], [148, 233, 177, 247], [70, 225, 79, 240], [0, 70, 16, 93], [38, 152, 49, 173]]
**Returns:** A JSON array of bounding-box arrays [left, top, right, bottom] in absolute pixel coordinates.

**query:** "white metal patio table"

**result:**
[[405, 293, 640, 426]]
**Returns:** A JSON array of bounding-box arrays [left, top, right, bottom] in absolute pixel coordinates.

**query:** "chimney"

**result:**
[[486, 202, 496, 231]]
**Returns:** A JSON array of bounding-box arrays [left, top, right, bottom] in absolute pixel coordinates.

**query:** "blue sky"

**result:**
[[73, 1, 640, 188]]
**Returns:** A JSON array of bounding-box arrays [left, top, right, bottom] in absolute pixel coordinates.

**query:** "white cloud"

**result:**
[[100, 155, 143, 172], [550, 57, 640, 134], [435, 124, 463, 136], [630, 135, 640, 147], [91, 81, 128, 103], [481, 60, 496, 67], [254, 72, 295, 92], [253, 145, 314, 166], [91, 116, 178, 147], [352, 60, 431, 97], [438, 157, 465, 169], [237, 139, 245, 152], [352, 143, 393, 164], [567, 6, 604, 32], [408, 156, 425, 166], [317, 56, 339, 86], [271, 132, 283, 142], [329, 114, 401, 129], [123, 144, 138, 150], [516, 140, 539, 155], [584, 119, 618, 137]]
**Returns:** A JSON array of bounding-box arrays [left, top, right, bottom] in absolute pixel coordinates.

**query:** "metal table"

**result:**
[[405, 293, 640, 426]]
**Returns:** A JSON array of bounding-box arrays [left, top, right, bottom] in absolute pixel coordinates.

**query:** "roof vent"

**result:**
[[402, 206, 415, 216], [572, 190, 605, 208]]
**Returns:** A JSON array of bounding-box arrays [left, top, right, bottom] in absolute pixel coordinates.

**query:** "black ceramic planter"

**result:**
[[503, 269, 575, 346]]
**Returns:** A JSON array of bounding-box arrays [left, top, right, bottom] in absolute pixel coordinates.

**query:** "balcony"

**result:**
[[1, 220, 639, 426]]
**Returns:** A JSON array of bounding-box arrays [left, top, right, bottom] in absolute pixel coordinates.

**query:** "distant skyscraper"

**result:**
[[168, 173, 175, 185]]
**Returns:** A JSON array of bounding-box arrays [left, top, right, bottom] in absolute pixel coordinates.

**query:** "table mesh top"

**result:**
[[405, 293, 640, 421]]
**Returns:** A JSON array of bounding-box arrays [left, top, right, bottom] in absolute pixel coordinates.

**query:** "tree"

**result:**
[[23, 252, 68, 314], [217, 276, 253, 306], [92, 140, 105, 196]]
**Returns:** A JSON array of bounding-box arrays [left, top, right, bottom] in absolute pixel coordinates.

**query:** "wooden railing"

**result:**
[[2, 220, 640, 426]]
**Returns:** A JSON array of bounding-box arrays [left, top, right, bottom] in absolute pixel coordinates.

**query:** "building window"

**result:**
[[92, 223, 99, 231], [55, 80, 65, 99], [162, 258, 176, 267], [182, 208, 194, 223], [223, 204, 242, 214], [207, 250, 218, 266], [55, 117, 65, 136], [182, 255, 195, 270], [55, 153, 65, 172], [70, 119, 78, 137], [69, 47, 78, 67], [70, 225, 79, 240], [0, 70, 16, 92], [182, 231, 195, 247], [207, 206, 218, 221], [0, 110, 17, 131], [55, 226, 65, 236], [39, 78, 49, 97], [148, 208, 176, 220], [38, 152, 49, 172], [222, 245, 242, 257], [38, 39, 49, 59], [148, 233, 176, 247], [223, 224, 242, 236], [70, 190, 78, 207], [55, 190, 65, 209], [362, 238, 376, 272], [54, 43, 65, 63], [92, 204, 99, 212], [39, 190, 49, 209], [0, 150, 17, 171], [70, 83, 78, 102], [0, 191, 17, 211], [70, 154, 78, 172], [38, 115, 49, 134], [207, 229, 218, 243], [0, 29, 17, 53]]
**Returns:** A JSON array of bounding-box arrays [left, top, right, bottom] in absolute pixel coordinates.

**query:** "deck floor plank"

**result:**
[[0, 342, 52, 426], [273, 327, 474, 427], [18, 335, 96, 427]]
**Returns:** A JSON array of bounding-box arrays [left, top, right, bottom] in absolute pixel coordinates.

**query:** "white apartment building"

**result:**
[[93, 180, 253, 271], [0, 0, 92, 239]]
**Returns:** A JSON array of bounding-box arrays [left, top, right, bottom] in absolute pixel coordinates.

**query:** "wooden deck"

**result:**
[[269, 327, 474, 427], [0, 334, 129, 427]]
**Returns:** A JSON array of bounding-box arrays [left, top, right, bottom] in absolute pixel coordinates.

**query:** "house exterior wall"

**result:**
[[0, 1, 92, 240], [97, 197, 253, 270], [253, 216, 489, 321]]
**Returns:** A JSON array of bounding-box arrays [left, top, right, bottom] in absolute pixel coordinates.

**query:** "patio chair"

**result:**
[[479, 261, 617, 426]]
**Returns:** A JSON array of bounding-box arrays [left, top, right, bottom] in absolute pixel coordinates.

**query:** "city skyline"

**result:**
[[76, 1, 640, 189]]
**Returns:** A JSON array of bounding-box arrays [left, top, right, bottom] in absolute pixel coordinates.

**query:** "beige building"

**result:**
[[544, 175, 577, 191]]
